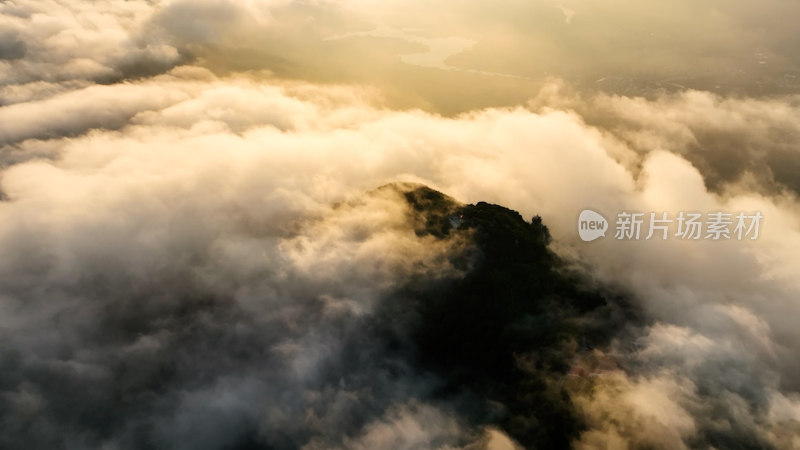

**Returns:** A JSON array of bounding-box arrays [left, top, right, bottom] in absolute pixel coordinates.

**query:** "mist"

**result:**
[[1, 1, 799, 449]]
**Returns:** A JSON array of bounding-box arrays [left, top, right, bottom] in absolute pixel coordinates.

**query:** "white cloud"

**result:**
[[2, 1, 800, 447]]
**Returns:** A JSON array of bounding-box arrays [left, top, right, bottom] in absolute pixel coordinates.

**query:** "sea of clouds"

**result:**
[[1, 1, 800, 448]]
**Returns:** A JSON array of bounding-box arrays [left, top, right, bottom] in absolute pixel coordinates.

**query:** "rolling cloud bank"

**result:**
[[1, 1, 800, 449]]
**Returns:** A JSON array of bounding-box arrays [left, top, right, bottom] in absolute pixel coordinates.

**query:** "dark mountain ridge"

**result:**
[[366, 183, 640, 448]]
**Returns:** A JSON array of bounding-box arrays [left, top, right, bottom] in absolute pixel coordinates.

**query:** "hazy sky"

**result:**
[[1, 1, 799, 449]]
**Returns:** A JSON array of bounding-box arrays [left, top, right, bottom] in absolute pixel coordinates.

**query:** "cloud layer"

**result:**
[[1, 1, 799, 449]]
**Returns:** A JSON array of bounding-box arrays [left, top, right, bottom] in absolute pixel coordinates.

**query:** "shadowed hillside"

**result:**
[[369, 184, 639, 449]]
